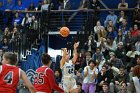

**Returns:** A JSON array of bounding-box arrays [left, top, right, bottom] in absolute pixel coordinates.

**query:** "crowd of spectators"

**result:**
[[0, 0, 139, 93]]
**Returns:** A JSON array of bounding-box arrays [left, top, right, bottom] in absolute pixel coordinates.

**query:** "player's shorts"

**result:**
[[36, 92, 46, 93], [62, 77, 77, 93]]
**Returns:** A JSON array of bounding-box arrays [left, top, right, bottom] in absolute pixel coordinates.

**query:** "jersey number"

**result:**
[[35, 73, 44, 84], [4, 71, 13, 84], [68, 68, 74, 74]]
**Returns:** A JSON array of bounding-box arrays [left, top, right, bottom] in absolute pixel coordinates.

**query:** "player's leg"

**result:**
[[70, 79, 78, 93]]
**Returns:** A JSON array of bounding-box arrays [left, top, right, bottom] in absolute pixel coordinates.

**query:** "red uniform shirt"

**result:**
[[0, 64, 20, 93], [34, 66, 64, 93]]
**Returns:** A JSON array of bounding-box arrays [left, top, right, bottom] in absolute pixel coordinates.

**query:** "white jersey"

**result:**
[[62, 60, 75, 78], [132, 77, 140, 93], [83, 66, 98, 83]]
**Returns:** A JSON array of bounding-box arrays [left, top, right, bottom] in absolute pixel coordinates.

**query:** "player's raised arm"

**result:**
[[60, 48, 67, 68], [20, 70, 36, 93], [72, 42, 79, 64]]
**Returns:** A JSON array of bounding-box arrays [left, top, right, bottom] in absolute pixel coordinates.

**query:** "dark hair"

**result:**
[[88, 60, 96, 66], [3, 52, 17, 65], [77, 82, 82, 86], [102, 82, 109, 86], [119, 66, 125, 70], [41, 53, 51, 65]]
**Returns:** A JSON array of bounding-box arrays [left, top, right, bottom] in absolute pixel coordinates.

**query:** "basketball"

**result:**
[[59, 27, 70, 37]]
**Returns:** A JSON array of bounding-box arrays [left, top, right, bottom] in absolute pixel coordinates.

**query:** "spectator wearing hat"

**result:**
[[115, 42, 126, 65]]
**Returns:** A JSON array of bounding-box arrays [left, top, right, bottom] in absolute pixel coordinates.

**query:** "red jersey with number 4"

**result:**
[[34, 66, 64, 93], [0, 64, 20, 93]]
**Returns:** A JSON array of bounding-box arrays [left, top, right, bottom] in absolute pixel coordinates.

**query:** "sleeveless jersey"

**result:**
[[34, 66, 51, 92], [62, 60, 75, 78], [0, 64, 20, 93]]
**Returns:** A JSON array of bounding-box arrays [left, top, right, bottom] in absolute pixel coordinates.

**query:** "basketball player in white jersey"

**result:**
[[60, 42, 79, 93], [131, 65, 140, 93]]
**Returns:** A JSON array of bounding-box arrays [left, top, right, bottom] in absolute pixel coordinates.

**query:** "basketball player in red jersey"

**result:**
[[0, 52, 36, 93], [34, 53, 64, 93]]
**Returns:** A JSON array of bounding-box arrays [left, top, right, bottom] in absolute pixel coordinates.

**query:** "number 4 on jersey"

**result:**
[[4, 71, 13, 84]]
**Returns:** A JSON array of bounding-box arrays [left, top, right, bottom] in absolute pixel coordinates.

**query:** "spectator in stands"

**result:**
[[41, 0, 50, 11], [117, 82, 131, 93], [119, 19, 128, 36], [77, 82, 85, 93], [37, 1, 42, 11], [131, 24, 139, 37], [10, 27, 19, 43], [104, 37, 117, 52], [90, 0, 100, 10], [21, 13, 32, 27], [115, 42, 126, 64], [109, 52, 124, 69], [14, 0, 25, 10], [92, 47, 105, 71], [82, 60, 98, 93], [0, 1, 5, 11], [124, 31, 134, 52], [110, 67, 130, 93], [104, 11, 117, 27], [99, 82, 113, 93], [82, 51, 92, 67], [115, 29, 125, 44], [126, 45, 140, 68], [5, 0, 14, 10], [28, 2, 35, 11], [136, 55, 140, 65], [97, 26, 107, 42], [118, 0, 128, 9], [96, 66, 111, 92], [84, 35, 97, 52], [94, 20, 103, 35], [117, 11, 128, 26], [135, 38, 140, 52], [0, 37, 10, 52], [75, 69, 83, 84], [12, 12, 22, 26], [132, 7, 140, 28], [107, 26, 117, 39], [3, 27, 10, 39], [106, 20, 115, 31], [54, 70, 61, 85], [135, 30, 140, 42]]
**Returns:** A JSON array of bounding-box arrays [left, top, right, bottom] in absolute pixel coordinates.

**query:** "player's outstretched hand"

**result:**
[[74, 42, 79, 49]]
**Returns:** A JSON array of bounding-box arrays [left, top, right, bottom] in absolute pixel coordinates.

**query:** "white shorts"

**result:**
[[62, 77, 77, 93]]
